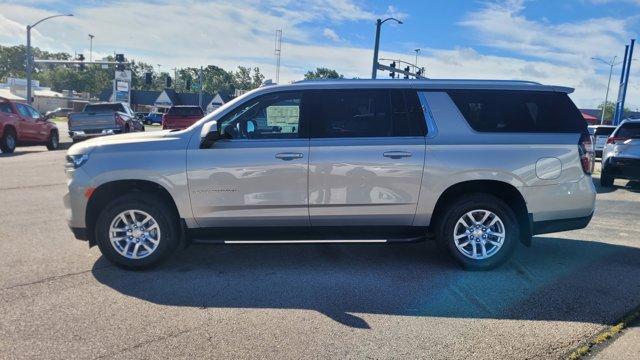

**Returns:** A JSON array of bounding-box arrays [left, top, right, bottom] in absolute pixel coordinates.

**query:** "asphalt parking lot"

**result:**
[[1, 131, 639, 359]]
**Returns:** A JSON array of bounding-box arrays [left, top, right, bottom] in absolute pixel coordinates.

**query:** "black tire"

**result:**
[[600, 166, 614, 187], [46, 130, 59, 150], [436, 193, 519, 270], [1, 127, 17, 153], [124, 124, 130, 133], [95, 193, 180, 270]]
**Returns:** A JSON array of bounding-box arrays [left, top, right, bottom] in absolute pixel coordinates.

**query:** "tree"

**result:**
[[598, 101, 631, 124], [304, 67, 344, 80]]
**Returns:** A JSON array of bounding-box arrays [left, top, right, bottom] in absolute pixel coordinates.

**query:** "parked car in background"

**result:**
[[64, 79, 596, 270], [162, 105, 204, 130], [0, 97, 59, 153], [45, 107, 74, 120], [67, 102, 144, 142], [135, 112, 148, 122], [601, 119, 640, 186], [588, 125, 616, 157], [144, 112, 163, 125]]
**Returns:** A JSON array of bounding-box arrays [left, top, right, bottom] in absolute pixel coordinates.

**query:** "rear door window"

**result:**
[[448, 90, 586, 133], [309, 89, 426, 138], [168, 107, 204, 116], [616, 122, 640, 138]]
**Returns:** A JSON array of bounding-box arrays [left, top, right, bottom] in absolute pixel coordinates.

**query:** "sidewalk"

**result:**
[[595, 320, 640, 359]]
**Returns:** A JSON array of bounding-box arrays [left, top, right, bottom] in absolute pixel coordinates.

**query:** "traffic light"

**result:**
[[77, 54, 85, 70], [145, 72, 152, 85], [389, 61, 396, 78], [416, 68, 422, 77], [115, 53, 125, 71], [404, 66, 410, 79], [166, 76, 172, 88]]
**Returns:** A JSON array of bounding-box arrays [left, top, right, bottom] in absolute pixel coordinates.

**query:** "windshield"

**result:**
[[84, 103, 124, 113], [168, 106, 203, 116]]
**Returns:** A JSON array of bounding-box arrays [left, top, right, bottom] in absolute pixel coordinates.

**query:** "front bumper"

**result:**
[[605, 157, 640, 180]]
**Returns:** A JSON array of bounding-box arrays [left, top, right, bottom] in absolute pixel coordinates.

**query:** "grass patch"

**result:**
[[567, 304, 640, 359]]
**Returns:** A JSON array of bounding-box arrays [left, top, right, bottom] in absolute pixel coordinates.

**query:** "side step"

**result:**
[[191, 237, 424, 245]]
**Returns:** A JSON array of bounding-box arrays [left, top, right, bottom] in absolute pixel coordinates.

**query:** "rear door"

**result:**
[[14, 103, 39, 142], [307, 89, 427, 226]]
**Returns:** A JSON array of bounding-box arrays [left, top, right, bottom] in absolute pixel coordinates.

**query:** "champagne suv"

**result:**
[[64, 79, 596, 270]]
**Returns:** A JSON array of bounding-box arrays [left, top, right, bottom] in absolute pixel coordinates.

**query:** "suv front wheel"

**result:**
[[437, 194, 518, 270], [95, 193, 180, 269]]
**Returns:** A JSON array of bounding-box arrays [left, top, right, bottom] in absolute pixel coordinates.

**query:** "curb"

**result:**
[[566, 303, 640, 359]]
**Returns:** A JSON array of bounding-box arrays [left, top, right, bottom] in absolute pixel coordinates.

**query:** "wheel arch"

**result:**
[[85, 179, 181, 246], [430, 180, 532, 246]]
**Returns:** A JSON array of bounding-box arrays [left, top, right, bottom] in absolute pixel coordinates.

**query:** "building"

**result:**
[[579, 108, 640, 124], [0, 78, 70, 112], [99, 88, 229, 114]]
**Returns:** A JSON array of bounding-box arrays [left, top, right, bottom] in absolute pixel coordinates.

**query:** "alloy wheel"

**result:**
[[453, 209, 505, 260]]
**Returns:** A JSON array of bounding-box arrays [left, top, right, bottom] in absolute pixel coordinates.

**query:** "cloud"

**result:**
[[323, 28, 342, 42], [0, 0, 637, 110]]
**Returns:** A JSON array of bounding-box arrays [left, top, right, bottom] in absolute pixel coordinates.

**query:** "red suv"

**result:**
[[162, 105, 204, 130], [0, 98, 59, 153]]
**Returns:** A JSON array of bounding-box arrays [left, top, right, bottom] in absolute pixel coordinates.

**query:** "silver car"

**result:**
[[601, 119, 640, 186], [63, 79, 596, 270]]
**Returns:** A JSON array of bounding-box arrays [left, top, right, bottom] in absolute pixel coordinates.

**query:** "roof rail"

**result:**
[[291, 78, 543, 85]]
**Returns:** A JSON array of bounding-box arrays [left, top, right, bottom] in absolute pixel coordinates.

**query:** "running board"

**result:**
[[191, 237, 424, 245]]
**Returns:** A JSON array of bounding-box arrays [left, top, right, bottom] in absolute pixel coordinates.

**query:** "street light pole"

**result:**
[[414, 48, 420, 69], [592, 56, 621, 125], [26, 13, 73, 105], [371, 17, 403, 79], [88, 34, 94, 62]]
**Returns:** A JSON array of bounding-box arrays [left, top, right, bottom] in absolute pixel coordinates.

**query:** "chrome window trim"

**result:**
[[417, 91, 438, 139]]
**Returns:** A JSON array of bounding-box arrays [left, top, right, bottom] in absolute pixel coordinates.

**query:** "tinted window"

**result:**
[[594, 127, 616, 136], [168, 106, 204, 116], [309, 89, 425, 138], [84, 103, 125, 113], [448, 90, 585, 133], [0, 103, 12, 113], [219, 92, 302, 139], [616, 122, 640, 138]]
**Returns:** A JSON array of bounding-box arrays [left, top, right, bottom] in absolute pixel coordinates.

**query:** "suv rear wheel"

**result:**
[[1, 128, 17, 153], [95, 193, 180, 269], [437, 193, 518, 270]]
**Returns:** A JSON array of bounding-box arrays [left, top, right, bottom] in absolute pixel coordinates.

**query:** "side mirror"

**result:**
[[200, 121, 221, 148]]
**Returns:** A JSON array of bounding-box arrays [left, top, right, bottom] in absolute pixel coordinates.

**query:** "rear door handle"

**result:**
[[383, 151, 412, 159], [275, 152, 304, 161]]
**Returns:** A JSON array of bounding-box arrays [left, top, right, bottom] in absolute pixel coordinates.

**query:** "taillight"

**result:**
[[606, 136, 629, 144], [579, 132, 593, 174]]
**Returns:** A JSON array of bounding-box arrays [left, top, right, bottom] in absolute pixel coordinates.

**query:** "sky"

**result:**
[[1, 0, 639, 109]]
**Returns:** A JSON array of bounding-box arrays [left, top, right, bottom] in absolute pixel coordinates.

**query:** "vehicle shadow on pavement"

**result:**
[[91, 238, 640, 329]]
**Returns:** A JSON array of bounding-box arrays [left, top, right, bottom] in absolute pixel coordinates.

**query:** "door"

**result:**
[[25, 105, 49, 142], [307, 89, 427, 226], [187, 91, 310, 227], [14, 103, 39, 142]]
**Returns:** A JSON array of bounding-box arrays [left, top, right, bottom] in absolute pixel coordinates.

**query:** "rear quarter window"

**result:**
[[448, 90, 586, 133], [168, 107, 204, 116]]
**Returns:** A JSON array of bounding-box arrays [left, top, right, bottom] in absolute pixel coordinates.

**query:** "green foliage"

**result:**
[[304, 67, 344, 80], [597, 101, 631, 123]]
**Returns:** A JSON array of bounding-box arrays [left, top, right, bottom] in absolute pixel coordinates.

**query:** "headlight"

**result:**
[[65, 154, 89, 169]]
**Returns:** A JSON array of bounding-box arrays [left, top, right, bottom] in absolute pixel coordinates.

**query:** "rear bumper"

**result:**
[[69, 128, 121, 140], [532, 212, 593, 235], [605, 157, 640, 180]]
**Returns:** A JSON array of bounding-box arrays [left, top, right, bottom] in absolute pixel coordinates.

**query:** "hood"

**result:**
[[67, 130, 181, 155]]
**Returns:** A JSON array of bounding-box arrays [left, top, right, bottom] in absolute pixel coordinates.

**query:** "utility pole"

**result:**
[[171, 67, 178, 89], [371, 17, 403, 79], [88, 34, 95, 62], [274, 29, 282, 84], [26, 13, 73, 104], [198, 67, 203, 109]]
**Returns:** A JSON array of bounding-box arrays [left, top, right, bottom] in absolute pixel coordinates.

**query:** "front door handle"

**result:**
[[275, 152, 304, 161], [383, 151, 412, 159]]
